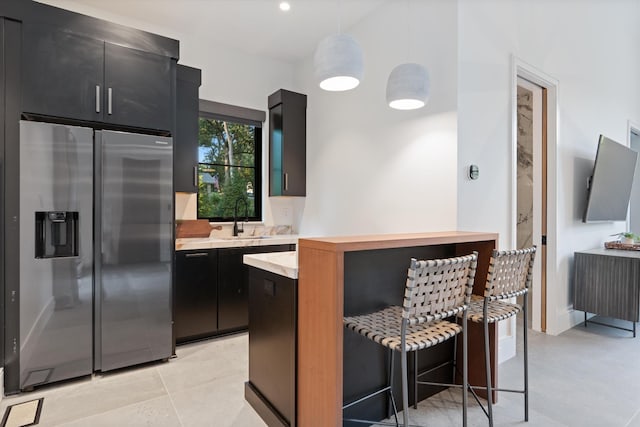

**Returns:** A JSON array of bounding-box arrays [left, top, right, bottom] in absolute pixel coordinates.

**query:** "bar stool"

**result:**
[[466, 247, 536, 426], [342, 252, 478, 427]]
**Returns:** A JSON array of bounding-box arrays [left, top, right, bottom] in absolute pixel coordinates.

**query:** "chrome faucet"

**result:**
[[233, 197, 249, 236]]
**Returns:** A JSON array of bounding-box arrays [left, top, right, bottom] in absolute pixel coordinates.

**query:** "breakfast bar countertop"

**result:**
[[243, 251, 298, 279]]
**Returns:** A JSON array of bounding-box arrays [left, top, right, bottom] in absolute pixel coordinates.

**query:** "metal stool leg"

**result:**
[[453, 334, 458, 381], [462, 309, 468, 427], [483, 300, 494, 426], [388, 349, 399, 426], [523, 293, 529, 422], [413, 351, 418, 409], [401, 322, 409, 427]]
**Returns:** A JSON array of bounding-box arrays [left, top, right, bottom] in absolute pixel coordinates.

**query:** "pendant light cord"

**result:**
[[337, 0, 342, 34], [406, 0, 411, 61]]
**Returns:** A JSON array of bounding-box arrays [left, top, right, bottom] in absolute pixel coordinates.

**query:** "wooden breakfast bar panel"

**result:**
[[297, 246, 344, 427], [297, 231, 498, 427]]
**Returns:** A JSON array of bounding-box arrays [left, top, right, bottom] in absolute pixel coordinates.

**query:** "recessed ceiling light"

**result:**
[[279, 2, 291, 12]]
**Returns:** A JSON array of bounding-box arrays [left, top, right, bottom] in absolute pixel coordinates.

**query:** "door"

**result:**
[[104, 43, 172, 131], [516, 76, 547, 333], [19, 121, 94, 389], [22, 24, 104, 122], [218, 244, 293, 331], [96, 130, 173, 372], [629, 126, 640, 233], [175, 249, 218, 341]]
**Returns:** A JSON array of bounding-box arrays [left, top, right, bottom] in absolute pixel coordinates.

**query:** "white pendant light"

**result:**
[[386, 0, 429, 110], [314, 33, 363, 92], [386, 63, 429, 110]]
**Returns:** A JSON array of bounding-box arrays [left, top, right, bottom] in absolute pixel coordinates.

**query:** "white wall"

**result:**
[[38, 0, 297, 227], [294, 0, 459, 236], [457, 0, 640, 334]]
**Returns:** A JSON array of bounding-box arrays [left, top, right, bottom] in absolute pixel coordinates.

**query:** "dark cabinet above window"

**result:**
[[22, 24, 173, 132], [268, 89, 307, 197]]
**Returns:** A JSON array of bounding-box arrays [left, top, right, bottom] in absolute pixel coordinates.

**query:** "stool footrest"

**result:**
[[343, 385, 392, 410]]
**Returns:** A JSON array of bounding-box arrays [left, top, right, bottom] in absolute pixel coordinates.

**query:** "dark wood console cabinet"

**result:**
[[574, 248, 640, 336]]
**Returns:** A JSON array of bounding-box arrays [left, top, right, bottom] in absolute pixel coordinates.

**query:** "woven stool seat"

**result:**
[[345, 306, 463, 352], [467, 294, 522, 324]]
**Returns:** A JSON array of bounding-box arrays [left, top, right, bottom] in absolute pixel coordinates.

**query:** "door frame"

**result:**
[[627, 120, 640, 233], [511, 56, 559, 335]]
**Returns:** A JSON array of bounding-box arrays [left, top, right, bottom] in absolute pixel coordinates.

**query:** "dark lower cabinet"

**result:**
[[218, 244, 294, 332], [175, 244, 295, 343], [175, 249, 218, 343], [246, 267, 297, 427]]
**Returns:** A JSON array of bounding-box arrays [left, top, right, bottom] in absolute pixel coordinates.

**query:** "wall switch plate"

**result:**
[[469, 164, 479, 180]]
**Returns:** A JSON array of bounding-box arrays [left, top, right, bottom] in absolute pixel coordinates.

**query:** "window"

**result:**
[[197, 101, 264, 222]]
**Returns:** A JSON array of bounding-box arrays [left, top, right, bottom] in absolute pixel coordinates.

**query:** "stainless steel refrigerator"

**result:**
[[18, 120, 173, 390]]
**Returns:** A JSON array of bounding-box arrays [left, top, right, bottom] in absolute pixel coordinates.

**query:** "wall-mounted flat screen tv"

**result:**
[[583, 135, 639, 222]]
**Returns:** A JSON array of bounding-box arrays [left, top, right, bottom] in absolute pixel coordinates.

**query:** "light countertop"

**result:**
[[176, 235, 298, 250], [243, 251, 298, 279]]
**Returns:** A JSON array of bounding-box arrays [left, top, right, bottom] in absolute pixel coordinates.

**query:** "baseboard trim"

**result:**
[[244, 381, 289, 427], [548, 307, 582, 336]]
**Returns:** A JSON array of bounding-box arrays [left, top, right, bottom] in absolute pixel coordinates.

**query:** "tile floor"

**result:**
[[1, 317, 640, 426]]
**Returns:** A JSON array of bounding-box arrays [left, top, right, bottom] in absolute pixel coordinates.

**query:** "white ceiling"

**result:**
[[39, 0, 388, 63]]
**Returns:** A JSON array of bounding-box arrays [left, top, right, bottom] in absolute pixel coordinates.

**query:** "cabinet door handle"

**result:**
[[95, 85, 101, 113], [284, 172, 289, 191], [193, 166, 198, 187], [185, 252, 209, 258], [108, 87, 113, 115]]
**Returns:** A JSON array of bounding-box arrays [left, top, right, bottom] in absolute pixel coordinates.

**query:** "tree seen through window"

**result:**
[[197, 117, 260, 221]]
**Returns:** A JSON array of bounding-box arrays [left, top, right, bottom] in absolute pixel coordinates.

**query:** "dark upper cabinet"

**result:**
[[175, 249, 218, 343], [268, 89, 307, 197], [22, 24, 173, 132], [103, 43, 172, 130], [174, 65, 202, 193], [22, 25, 104, 123]]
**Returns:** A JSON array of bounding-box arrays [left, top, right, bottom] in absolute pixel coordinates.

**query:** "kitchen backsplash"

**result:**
[[175, 192, 293, 237], [176, 192, 198, 220]]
